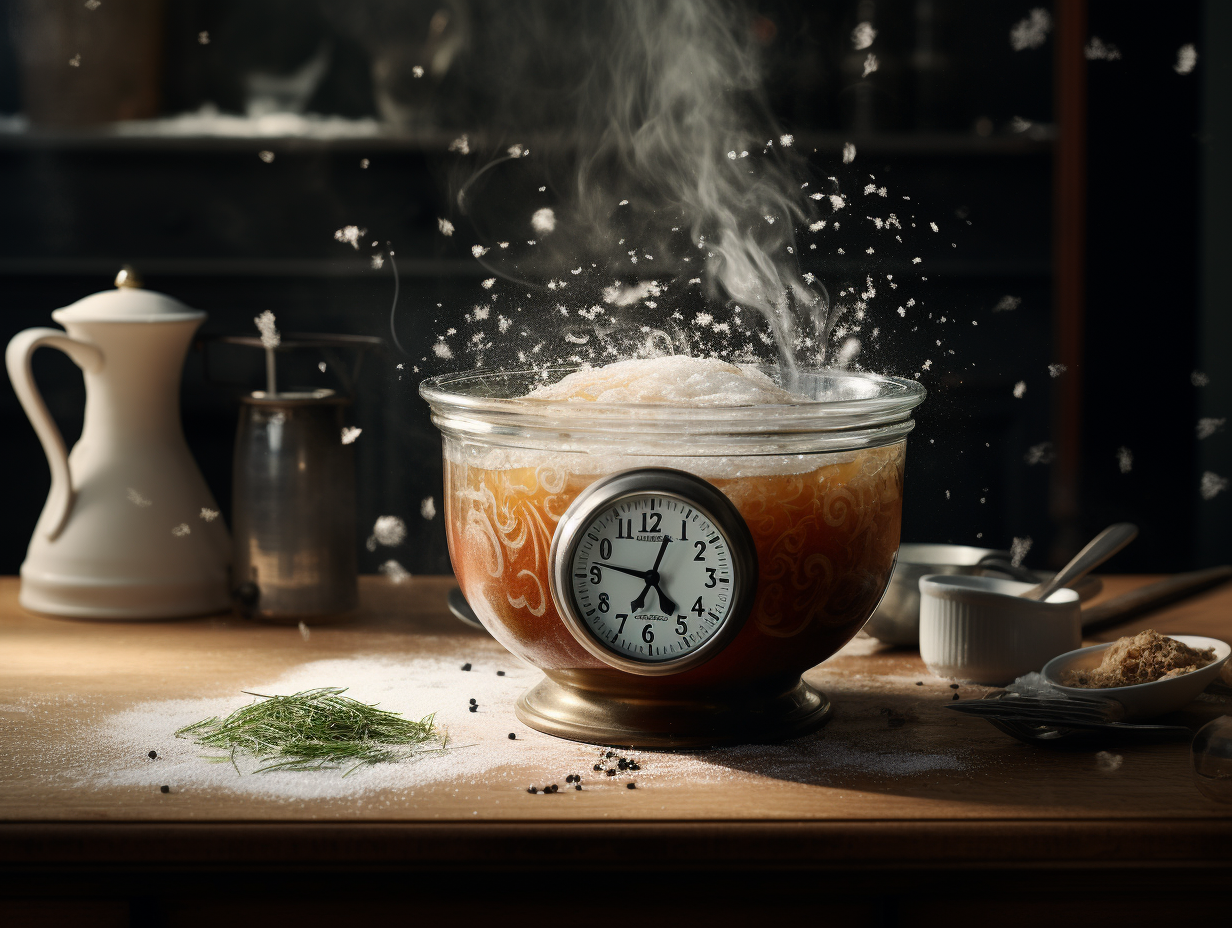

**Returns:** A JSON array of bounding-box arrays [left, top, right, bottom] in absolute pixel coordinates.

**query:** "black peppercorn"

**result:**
[[147, 750, 157, 759], [629, 763, 640, 771], [626, 782, 636, 790], [528, 786, 537, 794], [461, 663, 472, 671], [606, 769, 616, 777], [566, 775, 575, 783], [605, 751, 614, 758], [160, 785, 169, 794], [469, 698, 477, 705], [550, 784, 559, 793], [949, 683, 959, 689], [593, 764, 602, 771], [617, 759, 628, 770], [574, 783, 582, 791], [496, 670, 505, 676], [468, 705, 478, 713], [508, 732, 516, 740], [952, 693, 959, 701], [915, 681, 924, 686]]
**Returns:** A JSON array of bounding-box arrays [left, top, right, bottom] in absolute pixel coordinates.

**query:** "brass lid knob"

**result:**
[[114, 265, 143, 289]]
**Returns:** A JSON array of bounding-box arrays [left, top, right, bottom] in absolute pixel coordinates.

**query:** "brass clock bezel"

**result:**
[[548, 467, 758, 677]]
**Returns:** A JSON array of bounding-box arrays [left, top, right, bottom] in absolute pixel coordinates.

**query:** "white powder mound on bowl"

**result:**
[[525, 356, 807, 407]]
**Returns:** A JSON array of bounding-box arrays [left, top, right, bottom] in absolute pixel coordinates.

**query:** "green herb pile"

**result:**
[[175, 687, 442, 775]]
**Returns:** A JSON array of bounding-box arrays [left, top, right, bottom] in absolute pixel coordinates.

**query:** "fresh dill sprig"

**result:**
[[175, 686, 442, 775]]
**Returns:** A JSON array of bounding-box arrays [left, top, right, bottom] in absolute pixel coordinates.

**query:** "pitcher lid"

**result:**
[[51, 268, 205, 324]]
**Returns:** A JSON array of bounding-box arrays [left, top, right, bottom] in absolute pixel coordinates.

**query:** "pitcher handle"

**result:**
[[5, 327, 104, 540]]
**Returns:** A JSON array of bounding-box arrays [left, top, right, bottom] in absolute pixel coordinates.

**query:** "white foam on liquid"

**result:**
[[525, 355, 806, 407]]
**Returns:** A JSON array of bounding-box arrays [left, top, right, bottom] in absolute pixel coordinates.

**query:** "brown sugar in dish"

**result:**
[[1061, 629, 1215, 688]]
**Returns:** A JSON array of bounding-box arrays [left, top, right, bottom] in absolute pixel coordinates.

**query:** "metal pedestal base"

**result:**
[[515, 675, 832, 749]]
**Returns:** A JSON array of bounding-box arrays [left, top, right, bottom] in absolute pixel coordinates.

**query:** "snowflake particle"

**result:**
[[1010, 536, 1033, 567], [1084, 37, 1122, 61], [1175, 44, 1198, 75], [852, 22, 877, 50], [1200, 472, 1229, 500], [1010, 9, 1052, 51]]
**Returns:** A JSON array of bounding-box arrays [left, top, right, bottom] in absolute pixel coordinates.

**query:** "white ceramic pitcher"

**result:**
[[6, 274, 230, 618]]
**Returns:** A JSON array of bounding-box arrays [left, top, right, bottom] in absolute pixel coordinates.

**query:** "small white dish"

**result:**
[[1041, 635, 1231, 720], [919, 574, 1081, 685]]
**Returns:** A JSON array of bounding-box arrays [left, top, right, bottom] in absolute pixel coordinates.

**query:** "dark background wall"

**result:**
[[0, 0, 1225, 582]]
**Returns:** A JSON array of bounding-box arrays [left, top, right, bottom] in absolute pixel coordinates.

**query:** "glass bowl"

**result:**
[[421, 365, 925, 746]]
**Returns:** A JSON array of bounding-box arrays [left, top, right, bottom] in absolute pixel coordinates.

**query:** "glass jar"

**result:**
[[421, 366, 925, 745]]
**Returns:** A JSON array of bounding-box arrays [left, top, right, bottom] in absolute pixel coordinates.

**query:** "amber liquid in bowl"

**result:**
[[445, 441, 905, 696]]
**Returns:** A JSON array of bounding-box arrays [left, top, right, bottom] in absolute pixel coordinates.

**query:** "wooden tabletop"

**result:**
[[2, 573, 1231, 915]]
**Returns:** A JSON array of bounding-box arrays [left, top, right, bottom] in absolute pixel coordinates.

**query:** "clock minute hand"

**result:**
[[594, 562, 651, 580], [650, 536, 671, 571], [647, 536, 676, 613]]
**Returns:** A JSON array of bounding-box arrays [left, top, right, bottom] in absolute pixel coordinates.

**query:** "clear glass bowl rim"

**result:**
[[422, 365, 924, 420], [420, 365, 926, 455]]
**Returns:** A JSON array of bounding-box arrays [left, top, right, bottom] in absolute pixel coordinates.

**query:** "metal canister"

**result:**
[[232, 389, 358, 620]]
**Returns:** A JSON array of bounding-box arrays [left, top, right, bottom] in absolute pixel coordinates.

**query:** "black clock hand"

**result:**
[[650, 536, 671, 571], [594, 562, 651, 580], [647, 537, 675, 613], [652, 583, 677, 615], [631, 537, 674, 612]]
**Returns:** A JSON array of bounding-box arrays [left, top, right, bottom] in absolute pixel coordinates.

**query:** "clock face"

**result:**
[[564, 493, 742, 665]]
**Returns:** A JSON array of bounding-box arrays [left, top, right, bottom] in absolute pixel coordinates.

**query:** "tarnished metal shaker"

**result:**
[[232, 389, 358, 619]]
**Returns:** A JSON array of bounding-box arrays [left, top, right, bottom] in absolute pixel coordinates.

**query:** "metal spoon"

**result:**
[[1020, 522, 1138, 602], [447, 587, 489, 632]]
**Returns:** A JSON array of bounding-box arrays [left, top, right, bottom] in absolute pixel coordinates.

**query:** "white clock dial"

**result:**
[[549, 468, 758, 676], [568, 495, 737, 663]]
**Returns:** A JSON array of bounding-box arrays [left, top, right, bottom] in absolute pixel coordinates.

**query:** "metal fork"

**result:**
[[948, 692, 1126, 724], [948, 692, 1192, 746]]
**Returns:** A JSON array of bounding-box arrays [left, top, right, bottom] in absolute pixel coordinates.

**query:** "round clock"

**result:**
[[548, 468, 758, 676]]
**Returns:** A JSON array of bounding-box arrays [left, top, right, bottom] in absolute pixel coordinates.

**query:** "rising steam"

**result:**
[[455, 0, 832, 382]]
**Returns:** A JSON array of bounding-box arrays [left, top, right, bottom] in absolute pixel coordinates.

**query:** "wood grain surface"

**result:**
[[2, 574, 1230, 872]]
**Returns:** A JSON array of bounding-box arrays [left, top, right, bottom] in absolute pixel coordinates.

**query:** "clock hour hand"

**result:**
[[652, 584, 676, 615]]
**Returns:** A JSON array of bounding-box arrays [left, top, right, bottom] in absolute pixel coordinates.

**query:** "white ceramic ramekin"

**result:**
[[919, 575, 1082, 685]]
